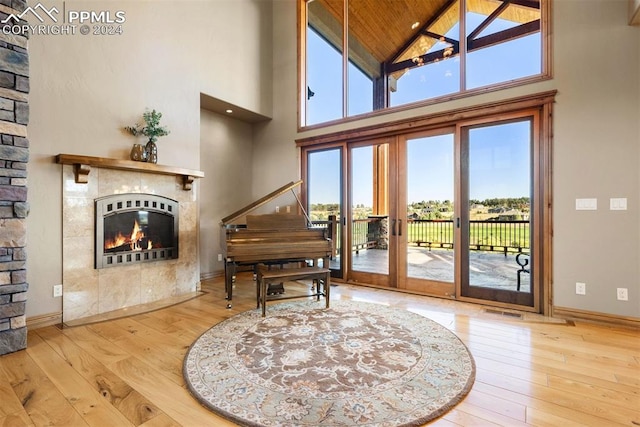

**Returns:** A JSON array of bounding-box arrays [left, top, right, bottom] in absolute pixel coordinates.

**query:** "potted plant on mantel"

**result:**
[[125, 109, 170, 164]]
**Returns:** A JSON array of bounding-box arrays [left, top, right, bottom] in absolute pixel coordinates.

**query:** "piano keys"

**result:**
[[220, 180, 332, 308]]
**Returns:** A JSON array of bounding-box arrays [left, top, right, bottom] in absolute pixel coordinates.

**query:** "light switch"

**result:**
[[610, 198, 627, 211], [576, 198, 597, 210]]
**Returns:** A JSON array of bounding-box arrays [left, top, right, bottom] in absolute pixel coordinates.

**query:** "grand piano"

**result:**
[[220, 180, 332, 308]]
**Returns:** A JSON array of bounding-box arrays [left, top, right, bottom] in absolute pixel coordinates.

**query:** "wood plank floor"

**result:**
[[1, 274, 638, 426]]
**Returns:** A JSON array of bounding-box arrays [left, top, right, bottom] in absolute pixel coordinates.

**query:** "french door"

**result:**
[[302, 110, 543, 311], [344, 133, 457, 297]]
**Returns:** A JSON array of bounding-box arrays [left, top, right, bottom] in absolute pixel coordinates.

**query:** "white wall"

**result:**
[[199, 109, 254, 276], [27, 0, 273, 318], [256, 0, 640, 318], [552, 1, 639, 317]]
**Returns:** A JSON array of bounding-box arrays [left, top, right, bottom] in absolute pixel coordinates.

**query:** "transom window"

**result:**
[[301, 0, 548, 127]]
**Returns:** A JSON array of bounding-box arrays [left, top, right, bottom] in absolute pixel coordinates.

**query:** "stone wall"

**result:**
[[0, 0, 29, 355], [367, 216, 389, 250]]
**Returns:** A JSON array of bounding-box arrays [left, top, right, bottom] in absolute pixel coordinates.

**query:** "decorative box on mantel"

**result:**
[[56, 154, 204, 190]]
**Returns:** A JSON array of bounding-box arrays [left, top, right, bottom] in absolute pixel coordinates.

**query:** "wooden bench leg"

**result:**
[[261, 278, 267, 317], [325, 272, 330, 308], [256, 274, 261, 309]]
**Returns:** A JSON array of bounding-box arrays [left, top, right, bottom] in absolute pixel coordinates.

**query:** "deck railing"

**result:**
[[407, 219, 530, 254], [312, 217, 530, 256]]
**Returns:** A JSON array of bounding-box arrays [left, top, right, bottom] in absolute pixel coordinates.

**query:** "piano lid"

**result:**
[[220, 180, 304, 226]]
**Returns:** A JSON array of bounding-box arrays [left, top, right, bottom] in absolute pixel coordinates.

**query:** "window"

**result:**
[[301, 0, 548, 128]]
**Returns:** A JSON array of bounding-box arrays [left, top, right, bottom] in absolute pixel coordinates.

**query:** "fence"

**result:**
[[408, 219, 530, 254], [313, 217, 530, 256]]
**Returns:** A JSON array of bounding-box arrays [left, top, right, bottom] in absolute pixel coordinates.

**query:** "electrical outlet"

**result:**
[[53, 284, 63, 297], [575, 282, 586, 295], [218, 253, 223, 262], [275, 206, 280, 213], [616, 288, 628, 301]]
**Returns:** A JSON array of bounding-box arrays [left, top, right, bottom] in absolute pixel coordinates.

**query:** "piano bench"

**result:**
[[256, 266, 331, 317]]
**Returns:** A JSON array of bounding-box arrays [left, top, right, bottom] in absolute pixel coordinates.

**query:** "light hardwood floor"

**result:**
[[1, 274, 639, 426]]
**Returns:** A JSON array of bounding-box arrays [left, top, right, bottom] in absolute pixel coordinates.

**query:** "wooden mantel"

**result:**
[[56, 154, 205, 191]]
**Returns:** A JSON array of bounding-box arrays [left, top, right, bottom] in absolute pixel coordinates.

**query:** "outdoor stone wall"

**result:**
[[368, 216, 388, 250], [0, 0, 29, 355]]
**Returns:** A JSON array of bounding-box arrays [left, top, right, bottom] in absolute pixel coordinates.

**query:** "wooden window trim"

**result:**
[[296, 90, 556, 147]]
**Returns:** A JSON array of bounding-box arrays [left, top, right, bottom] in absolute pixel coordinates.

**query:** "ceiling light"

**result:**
[[225, 109, 233, 114], [411, 22, 420, 29]]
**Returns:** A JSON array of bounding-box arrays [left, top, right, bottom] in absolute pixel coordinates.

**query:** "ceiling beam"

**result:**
[[385, 19, 540, 74], [387, 0, 458, 64], [467, 0, 511, 41], [468, 20, 540, 51]]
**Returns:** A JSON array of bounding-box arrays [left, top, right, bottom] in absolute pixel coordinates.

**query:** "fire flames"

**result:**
[[104, 220, 153, 251]]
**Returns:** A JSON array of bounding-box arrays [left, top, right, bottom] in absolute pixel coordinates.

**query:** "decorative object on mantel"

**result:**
[[124, 109, 170, 164], [55, 154, 205, 191], [130, 143, 147, 162]]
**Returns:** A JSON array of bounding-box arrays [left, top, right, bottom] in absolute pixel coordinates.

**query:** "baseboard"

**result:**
[[26, 312, 62, 330], [200, 271, 224, 281], [553, 306, 640, 329]]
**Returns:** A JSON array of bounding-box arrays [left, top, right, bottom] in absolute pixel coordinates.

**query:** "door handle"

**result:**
[[391, 219, 396, 236], [398, 219, 403, 236], [457, 217, 460, 228]]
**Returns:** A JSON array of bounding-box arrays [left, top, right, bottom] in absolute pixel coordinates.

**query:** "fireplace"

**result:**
[[95, 194, 179, 269]]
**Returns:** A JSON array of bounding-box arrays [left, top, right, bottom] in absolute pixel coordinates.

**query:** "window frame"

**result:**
[[298, 0, 552, 131]]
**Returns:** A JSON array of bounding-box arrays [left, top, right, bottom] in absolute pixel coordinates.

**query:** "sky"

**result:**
[[306, 10, 539, 208], [308, 121, 531, 207]]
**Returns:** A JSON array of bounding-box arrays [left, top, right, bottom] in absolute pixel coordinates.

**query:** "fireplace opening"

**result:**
[[95, 194, 179, 269]]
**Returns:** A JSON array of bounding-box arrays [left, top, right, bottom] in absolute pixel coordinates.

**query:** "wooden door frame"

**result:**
[[456, 111, 540, 312], [300, 143, 348, 280], [346, 137, 396, 288]]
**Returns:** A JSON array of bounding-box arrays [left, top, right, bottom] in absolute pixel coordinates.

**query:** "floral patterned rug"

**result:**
[[183, 300, 475, 426]]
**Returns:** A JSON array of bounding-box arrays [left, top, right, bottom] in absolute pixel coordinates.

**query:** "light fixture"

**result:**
[[411, 21, 420, 29], [225, 109, 233, 114]]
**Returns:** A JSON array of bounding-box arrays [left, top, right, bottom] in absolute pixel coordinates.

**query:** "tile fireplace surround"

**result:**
[[61, 162, 200, 324]]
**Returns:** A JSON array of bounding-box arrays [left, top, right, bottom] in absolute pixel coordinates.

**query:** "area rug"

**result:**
[[183, 300, 475, 426]]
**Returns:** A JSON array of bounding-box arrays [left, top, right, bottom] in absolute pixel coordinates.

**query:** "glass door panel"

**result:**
[[348, 142, 393, 287], [406, 134, 455, 280], [307, 148, 343, 278], [461, 119, 534, 306], [400, 132, 456, 297]]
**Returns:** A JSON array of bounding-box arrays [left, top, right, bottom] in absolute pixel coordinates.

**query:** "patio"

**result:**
[[345, 246, 531, 292]]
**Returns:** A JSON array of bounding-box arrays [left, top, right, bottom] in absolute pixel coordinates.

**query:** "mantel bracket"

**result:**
[[74, 163, 91, 184]]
